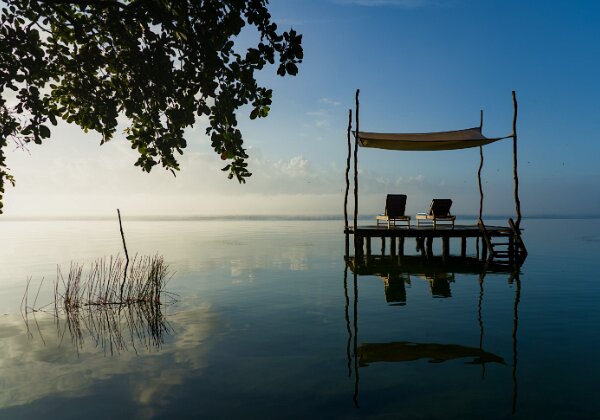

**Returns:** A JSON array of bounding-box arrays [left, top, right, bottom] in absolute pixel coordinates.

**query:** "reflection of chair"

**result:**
[[418, 272, 455, 298], [416, 199, 456, 228], [376, 194, 411, 228], [380, 272, 410, 305]]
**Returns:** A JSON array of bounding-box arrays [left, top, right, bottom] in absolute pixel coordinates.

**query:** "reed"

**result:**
[[22, 254, 175, 354], [57, 254, 171, 310]]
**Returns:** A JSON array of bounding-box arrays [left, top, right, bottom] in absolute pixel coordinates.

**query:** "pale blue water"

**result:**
[[0, 218, 599, 419]]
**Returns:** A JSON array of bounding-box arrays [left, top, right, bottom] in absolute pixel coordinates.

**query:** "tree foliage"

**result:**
[[0, 0, 303, 213]]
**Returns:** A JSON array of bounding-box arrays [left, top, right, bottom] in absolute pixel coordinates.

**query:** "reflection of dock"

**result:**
[[343, 255, 522, 413], [347, 254, 516, 275], [347, 255, 517, 303]]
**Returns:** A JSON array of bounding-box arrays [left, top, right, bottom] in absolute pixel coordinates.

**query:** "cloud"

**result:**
[[0, 306, 218, 413], [306, 110, 330, 128], [319, 98, 341, 107], [273, 155, 311, 177]]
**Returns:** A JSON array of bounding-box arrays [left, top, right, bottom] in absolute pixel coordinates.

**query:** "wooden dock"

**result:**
[[344, 219, 527, 265]]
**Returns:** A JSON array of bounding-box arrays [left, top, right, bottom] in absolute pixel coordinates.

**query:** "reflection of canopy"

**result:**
[[356, 127, 509, 151], [359, 341, 506, 366]]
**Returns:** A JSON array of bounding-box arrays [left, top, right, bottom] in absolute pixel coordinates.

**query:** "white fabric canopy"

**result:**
[[356, 127, 510, 151]]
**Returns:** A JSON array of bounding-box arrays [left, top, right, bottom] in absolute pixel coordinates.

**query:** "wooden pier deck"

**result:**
[[344, 221, 526, 264]]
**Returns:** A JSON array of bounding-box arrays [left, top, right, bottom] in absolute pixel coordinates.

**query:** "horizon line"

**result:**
[[2, 213, 600, 222]]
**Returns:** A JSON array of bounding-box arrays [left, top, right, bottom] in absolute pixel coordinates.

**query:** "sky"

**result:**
[[3, 0, 600, 217]]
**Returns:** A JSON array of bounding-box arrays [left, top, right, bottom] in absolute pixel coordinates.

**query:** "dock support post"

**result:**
[[399, 237, 405, 256], [390, 237, 396, 256], [442, 237, 450, 259], [366, 237, 371, 257], [345, 233, 350, 258], [482, 240, 488, 262], [381, 237, 386, 256], [426, 237, 433, 258], [416, 237, 425, 257], [461, 237, 467, 258], [356, 236, 364, 259]]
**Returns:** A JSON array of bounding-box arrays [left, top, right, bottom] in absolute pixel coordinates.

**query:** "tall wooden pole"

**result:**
[[344, 109, 352, 256], [344, 109, 352, 230], [512, 91, 522, 229], [478, 146, 484, 221], [353, 90, 360, 250], [478, 109, 484, 221]]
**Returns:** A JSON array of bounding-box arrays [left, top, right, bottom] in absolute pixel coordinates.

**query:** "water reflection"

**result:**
[[359, 341, 505, 366], [344, 256, 522, 414]]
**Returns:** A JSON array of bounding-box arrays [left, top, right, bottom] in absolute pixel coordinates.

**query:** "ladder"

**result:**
[[478, 218, 527, 265]]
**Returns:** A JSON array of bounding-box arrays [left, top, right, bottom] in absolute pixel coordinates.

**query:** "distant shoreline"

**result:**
[[2, 214, 600, 222]]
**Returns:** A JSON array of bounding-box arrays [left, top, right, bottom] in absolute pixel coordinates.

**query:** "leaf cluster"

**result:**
[[0, 0, 303, 212]]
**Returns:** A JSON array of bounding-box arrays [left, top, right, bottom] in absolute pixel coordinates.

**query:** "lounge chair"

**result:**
[[376, 194, 411, 228], [416, 199, 456, 228]]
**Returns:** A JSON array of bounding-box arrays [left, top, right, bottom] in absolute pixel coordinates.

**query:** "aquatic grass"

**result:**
[[57, 254, 171, 310], [22, 253, 176, 355]]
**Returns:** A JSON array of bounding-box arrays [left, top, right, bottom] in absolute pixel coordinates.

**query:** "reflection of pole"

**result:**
[[343, 265, 352, 378], [344, 109, 352, 257], [478, 271, 486, 379], [512, 271, 521, 414], [353, 270, 360, 408]]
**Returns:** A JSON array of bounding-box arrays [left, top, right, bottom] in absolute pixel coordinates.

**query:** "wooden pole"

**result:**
[[478, 146, 484, 219], [344, 109, 352, 256], [442, 237, 449, 259], [477, 110, 484, 255], [353, 90, 360, 250], [512, 91, 522, 229], [117, 208, 129, 301]]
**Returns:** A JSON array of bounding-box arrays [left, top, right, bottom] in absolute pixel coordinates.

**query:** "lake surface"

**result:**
[[1, 217, 599, 419]]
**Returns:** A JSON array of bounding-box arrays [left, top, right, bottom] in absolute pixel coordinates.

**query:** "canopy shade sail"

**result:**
[[356, 127, 511, 151]]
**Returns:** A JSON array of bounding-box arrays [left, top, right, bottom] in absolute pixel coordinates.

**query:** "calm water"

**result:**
[[1, 218, 599, 419]]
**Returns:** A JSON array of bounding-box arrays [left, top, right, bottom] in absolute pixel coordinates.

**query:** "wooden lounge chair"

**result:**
[[416, 199, 456, 229], [376, 194, 411, 228]]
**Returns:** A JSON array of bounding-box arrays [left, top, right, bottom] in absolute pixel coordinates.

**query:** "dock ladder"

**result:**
[[478, 218, 527, 265]]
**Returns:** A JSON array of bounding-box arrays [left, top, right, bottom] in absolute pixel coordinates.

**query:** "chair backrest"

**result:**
[[429, 199, 453, 216], [385, 194, 407, 217]]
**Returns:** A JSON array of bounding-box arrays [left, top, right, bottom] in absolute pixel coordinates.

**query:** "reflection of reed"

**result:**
[[61, 298, 172, 355], [22, 255, 175, 355]]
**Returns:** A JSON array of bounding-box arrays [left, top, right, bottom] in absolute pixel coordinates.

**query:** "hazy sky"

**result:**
[[4, 0, 600, 217]]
